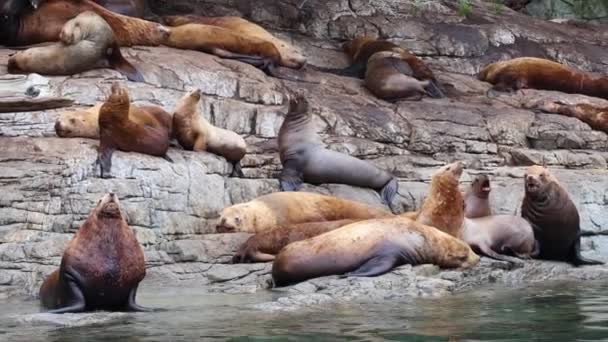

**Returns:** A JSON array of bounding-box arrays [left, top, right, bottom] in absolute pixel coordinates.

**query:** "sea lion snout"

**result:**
[[54, 121, 70, 137], [98, 193, 122, 218], [216, 217, 235, 233]]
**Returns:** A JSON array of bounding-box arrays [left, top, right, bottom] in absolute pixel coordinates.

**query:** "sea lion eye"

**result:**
[[446, 166, 451, 171], [235, 217, 241, 225], [70, 118, 76, 124]]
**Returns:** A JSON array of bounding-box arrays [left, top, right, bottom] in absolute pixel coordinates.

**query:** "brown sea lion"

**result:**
[[8, 11, 143, 82], [416, 161, 465, 238], [162, 15, 306, 69], [39, 193, 150, 313], [0, 0, 168, 47], [478, 57, 608, 100], [521, 165, 603, 265], [172, 89, 246, 177], [97, 82, 172, 178], [232, 219, 358, 263], [464, 174, 491, 219], [55, 102, 171, 139], [272, 217, 480, 287], [537, 100, 608, 134], [94, 0, 146, 17], [278, 94, 399, 206], [461, 215, 538, 264], [319, 36, 444, 98], [216, 192, 392, 234]]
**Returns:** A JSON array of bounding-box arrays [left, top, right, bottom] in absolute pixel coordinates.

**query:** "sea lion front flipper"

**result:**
[[571, 239, 604, 266], [311, 62, 366, 79], [98, 144, 115, 179], [162, 154, 173, 163], [125, 285, 156, 312], [279, 161, 303, 192], [107, 43, 145, 83], [424, 80, 445, 98], [342, 254, 402, 278], [46, 272, 86, 314], [478, 244, 524, 268], [230, 161, 244, 178], [379, 177, 399, 206]]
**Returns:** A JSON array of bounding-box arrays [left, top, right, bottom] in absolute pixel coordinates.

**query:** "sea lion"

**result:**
[[162, 15, 306, 69], [39, 193, 149, 313], [172, 89, 246, 177], [478, 57, 608, 100], [272, 217, 480, 287], [55, 102, 171, 139], [0, 0, 168, 47], [94, 0, 146, 17], [521, 165, 603, 266], [97, 82, 172, 178], [216, 192, 392, 234], [278, 94, 399, 206], [8, 11, 143, 82], [461, 215, 538, 264], [537, 100, 608, 134], [464, 174, 491, 219], [416, 161, 465, 238], [364, 50, 431, 101], [232, 219, 358, 263]]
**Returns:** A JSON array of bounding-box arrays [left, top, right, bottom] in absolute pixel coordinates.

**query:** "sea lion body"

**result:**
[[539, 101, 608, 134], [39, 193, 148, 313], [464, 174, 491, 218], [216, 192, 392, 234], [95, 0, 146, 17], [478, 57, 608, 100], [232, 219, 358, 263], [162, 15, 305, 69], [97, 83, 172, 178], [272, 217, 480, 287], [364, 51, 430, 101], [172, 89, 246, 167], [278, 95, 399, 205], [521, 165, 602, 265], [416, 161, 465, 238], [461, 215, 538, 263], [8, 11, 143, 82]]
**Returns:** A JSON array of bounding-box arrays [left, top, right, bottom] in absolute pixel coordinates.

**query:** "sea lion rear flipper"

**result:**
[[342, 254, 402, 278], [107, 43, 145, 83], [379, 177, 399, 206], [424, 80, 445, 98], [230, 161, 244, 178], [311, 62, 366, 79], [46, 271, 86, 314], [162, 154, 173, 163], [279, 162, 303, 191], [478, 244, 524, 268], [571, 239, 604, 266], [265, 63, 321, 84]]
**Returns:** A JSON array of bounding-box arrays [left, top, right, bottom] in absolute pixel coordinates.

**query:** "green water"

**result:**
[[1, 281, 607, 341]]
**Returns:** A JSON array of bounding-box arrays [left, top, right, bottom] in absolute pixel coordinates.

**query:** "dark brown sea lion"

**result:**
[[217, 192, 392, 234], [521, 165, 603, 266], [8, 11, 143, 82], [232, 219, 358, 263], [0, 0, 168, 47], [97, 82, 172, 178], [39, 193, 150, 313], [272, 217, 480, 287], [464, 174, 491, 219], [478, 57, 608, 100], [537, 100, 608, 134], [364, 50, 430, 101], [277, 94, 399, 206]]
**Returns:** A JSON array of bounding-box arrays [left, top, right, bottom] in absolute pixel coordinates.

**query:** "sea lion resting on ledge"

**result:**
[[537, 100, 608, 134], [272, 217, 479, 287], [0, 0, 168, 46], [521, 165, 603, 266], [278, 94, 399, 205], [478, 57, 608, 100], [464, 174, 491, 219], [172, 89, 246, 177], [97, 82, 172, 178], [8, 11, 143, 82], [217, 192, 392, 234], [39, 193, 150, 313]]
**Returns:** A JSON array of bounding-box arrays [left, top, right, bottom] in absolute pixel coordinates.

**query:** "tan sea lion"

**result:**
[[416, 161, 465, 238], [8, 11, 143, 82], [232, 219, 358, 263], [0, 0, 168, 47], [464, 174, 491, 219], [278, 94, 399, 206], [272, 217, 480, 287], [521, 165, 603, 265], [216, 192, 392, 234], [39, 193, 150, 313], [364, 50, 430, 101], [97, 82, 172, 178], [537, 101, 608, 134], [478, 57, 608, 100], [172, 89, 246, 177]]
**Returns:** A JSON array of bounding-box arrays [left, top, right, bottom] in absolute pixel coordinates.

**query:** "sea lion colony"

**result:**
[[0, 0, 605, 312]]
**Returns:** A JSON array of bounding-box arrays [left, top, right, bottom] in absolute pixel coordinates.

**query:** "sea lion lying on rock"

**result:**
[[272, 217, 479, 287], [217, 192, 392, 234], [8, 11, 143, 82], [537, 100, 608, 134]]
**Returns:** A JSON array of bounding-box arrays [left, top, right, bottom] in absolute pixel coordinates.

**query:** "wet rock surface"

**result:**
[[1, 0, 608, 309]]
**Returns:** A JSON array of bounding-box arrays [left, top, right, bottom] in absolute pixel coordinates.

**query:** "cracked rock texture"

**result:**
[[1, 0, 608, 307]]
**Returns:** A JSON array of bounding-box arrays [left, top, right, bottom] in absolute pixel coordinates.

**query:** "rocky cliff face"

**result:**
[[1, 0, 607, 305]]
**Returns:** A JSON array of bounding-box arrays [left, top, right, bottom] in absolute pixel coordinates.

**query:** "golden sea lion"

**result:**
[[537, 100, 608, 134]]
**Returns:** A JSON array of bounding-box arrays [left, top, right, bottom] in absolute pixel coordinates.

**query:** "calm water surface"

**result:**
[[1, 281, 607, 341]]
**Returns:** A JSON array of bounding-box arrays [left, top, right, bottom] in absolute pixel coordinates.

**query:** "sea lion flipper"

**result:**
[[571, 239, 604, 266], [230, 161, 244, 178], [107, 44, 145, 83], [342, 254, 401, 278], [46, 272, 86, 314], [424, 80, 445, 98], [279, 162, 303, 191], [162, 154, 173, 163], [125, 285, 156, 312], [379, 178, 399, 206], [478, 244, 524, 267], [98, 144, 115, 179]]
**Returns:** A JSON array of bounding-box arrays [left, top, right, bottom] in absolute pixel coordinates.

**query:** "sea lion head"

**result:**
[[433, 161, 464, 183], [173, 89, 201, 116], [342, 36, 375, 59], [60, 11, 112, 45], [470, 174, 491, 198], [217, 203, 253, 233], [524, 165, 559, 200], [55, 105, 101, 138], [96, 193, 123, 219]]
